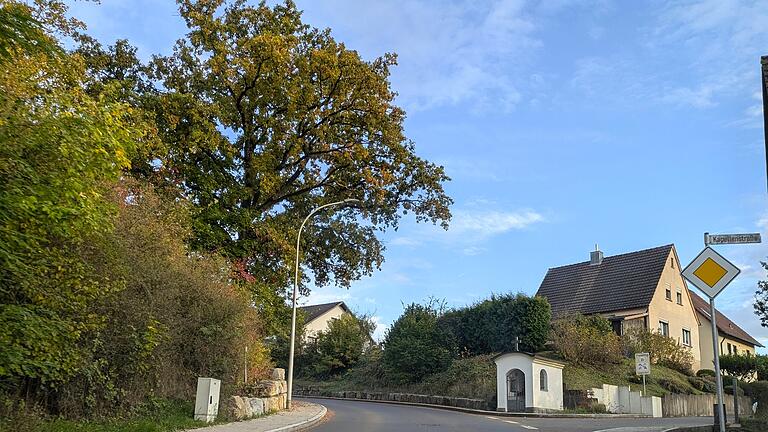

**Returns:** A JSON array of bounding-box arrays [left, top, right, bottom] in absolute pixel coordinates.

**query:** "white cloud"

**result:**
[[450, 209, 544, 236], [389, 237, 422, 247], [371, 315, 388, 342], [462, 246, 487, 256]]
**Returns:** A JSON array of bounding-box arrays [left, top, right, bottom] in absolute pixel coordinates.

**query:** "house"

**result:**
[[536, 244, 763, 372], [689, 290, 763, 369], [536, 244, 703, 370], [298, 301, 351, 340]]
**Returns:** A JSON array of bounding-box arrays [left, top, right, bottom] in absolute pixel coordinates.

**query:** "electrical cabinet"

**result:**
[[194, 377, 221, 422]]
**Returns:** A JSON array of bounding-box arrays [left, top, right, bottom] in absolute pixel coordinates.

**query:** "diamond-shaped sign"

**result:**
[[681, 247, 740, 299]]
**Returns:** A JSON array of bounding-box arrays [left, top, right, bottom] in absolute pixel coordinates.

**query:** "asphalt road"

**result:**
[[302, 398, 714, 432]]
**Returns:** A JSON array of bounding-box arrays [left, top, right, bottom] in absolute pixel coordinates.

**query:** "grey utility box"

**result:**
[[194, 377, 221, 422]]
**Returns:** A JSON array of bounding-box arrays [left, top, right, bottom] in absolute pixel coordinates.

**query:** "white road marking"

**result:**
[[520, 425, 538, 430], [504, 420, 519, 424]]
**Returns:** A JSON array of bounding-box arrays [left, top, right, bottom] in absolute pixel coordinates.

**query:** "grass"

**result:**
[[563, 358, 703, 397], [298, 355, 705, 401], [0, 399, 216, 432]]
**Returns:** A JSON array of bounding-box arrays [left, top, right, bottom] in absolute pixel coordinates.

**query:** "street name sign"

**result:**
[[681, 247, 740, 299], [705, 233, 762, 245], [635, 353, 650, 376]]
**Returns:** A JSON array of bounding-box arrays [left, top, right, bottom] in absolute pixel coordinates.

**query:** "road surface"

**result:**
[[303, 398, 713, 432]]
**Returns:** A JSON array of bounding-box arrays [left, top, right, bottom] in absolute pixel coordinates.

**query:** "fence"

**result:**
[[294, 386, 491, 411], [662, 394, 753, 418]]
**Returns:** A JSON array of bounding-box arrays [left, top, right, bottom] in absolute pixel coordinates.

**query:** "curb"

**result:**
[[264, 403, 328, 432], [297, 395, 652, 419]]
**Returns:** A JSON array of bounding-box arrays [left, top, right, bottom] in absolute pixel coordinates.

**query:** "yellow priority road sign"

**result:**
[[681, 247, 740, 299]]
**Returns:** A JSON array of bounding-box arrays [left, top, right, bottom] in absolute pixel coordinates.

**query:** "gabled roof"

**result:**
[[689, 291, 763, 348], [536, 244, 674, 317], [298, 301, 350, 323]]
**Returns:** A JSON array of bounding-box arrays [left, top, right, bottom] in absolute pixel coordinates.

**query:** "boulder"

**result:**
[[252, 380, 279, 397], [226, 396, 252, 420], [271, 368, 285, 380], [249, 398, 265, 416]]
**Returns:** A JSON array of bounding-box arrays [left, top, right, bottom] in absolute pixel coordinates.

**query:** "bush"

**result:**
[[299, 313, 375, 378], [383, 301, 453, 383], [623, 330, 694, 375], [437, 294, 550, 355], [720, 354, 759, 381], [687, 376, 716, 393], [749, 381, 768, 419], [696, 369, 715, 377], [550, 315, 623, 366]]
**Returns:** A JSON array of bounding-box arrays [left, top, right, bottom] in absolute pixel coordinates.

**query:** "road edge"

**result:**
[[264, 403, 328, 432], [297, 395, 652, 419]]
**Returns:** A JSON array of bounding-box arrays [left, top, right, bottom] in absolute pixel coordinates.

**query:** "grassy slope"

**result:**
[[563, 358, 702, 397], [298, 356, 703, 400], [1, 399, 213, 432]]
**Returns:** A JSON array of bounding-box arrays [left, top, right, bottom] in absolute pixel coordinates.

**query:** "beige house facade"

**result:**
[[689, 291, 762, 370], [537, 244, 762, 372], [298, 301, 351, 341]]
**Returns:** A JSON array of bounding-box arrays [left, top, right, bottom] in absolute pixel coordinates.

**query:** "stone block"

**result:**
[[252, 380, 279, 397], [226, 396, 252, 420], [271, 368, 285, 380], [249, 398, 265, 416]]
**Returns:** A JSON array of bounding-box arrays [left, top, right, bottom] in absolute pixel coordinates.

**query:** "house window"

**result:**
[[540, 369, 548, 392], [671, 257, 675, 269], [734, 346, 738, 355], [659, 321, 669, 337], [727, 343, 733, 355], [676, 291, 683, 305], [665, 288, 672, 301], [682, 329, 691, 347]]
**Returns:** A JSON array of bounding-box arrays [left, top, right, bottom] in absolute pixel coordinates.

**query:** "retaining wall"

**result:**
[[294, 386, 490, 410]]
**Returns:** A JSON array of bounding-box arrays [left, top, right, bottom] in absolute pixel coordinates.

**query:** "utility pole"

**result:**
[[761, 56, 768, 192]]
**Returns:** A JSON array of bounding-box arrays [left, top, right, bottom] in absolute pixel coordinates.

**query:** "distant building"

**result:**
[[298, 301, 351, 341], [689, 290, 763, 368], [536, 244, 762, 371]]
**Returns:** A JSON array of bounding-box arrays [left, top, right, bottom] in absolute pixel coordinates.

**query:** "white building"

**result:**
[[494, 352, 565, 413]]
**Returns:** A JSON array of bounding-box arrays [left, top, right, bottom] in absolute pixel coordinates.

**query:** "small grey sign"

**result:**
[[705, 233, 762, 245]]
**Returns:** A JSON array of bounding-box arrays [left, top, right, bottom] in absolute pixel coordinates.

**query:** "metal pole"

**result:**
[[642, 375, 646, 397], [733, 376, 739, 425], [710, 297, 726, 432], [286, 198, 360, 409], [244, 345, 248, 384]]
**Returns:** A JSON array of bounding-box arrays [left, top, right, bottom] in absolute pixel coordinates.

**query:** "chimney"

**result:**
[[590, 244, 603, 266]]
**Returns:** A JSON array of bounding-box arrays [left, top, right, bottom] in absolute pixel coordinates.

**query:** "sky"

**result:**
[[66, 0, 768, 351]]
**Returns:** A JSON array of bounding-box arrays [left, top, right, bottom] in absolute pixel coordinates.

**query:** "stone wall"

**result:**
[[294, 386, 490, 410], [226, 368, 288, 420]]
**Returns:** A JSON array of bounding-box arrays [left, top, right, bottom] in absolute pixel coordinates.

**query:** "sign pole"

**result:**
[[710, 297, 726, 432], [642, 375, 646, 396]]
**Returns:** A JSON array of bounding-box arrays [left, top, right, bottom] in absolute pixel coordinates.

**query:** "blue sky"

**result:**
[[67, 0, 768, 351]]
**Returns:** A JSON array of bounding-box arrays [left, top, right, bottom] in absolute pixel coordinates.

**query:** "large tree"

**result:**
[[79, 0, 452, 297]]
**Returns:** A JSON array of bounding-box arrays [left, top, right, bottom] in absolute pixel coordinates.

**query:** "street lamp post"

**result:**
[[286, 198, 360, 409]]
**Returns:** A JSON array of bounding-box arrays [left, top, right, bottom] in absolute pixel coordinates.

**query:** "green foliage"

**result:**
[[437, 293, 551, 355], [0, 2, 60, 62], [0, 3, 144, 388], [696, 369, 715, 377], [299, 314, 375, 377], [719, 353, 759, 381], [748, 381, 768, 419], [550, 315, 624, 366], [79, 0, 452, 299], [755, 261, 768, 328], [383, 301, 453, 383], [622, 330, 695, 375]]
